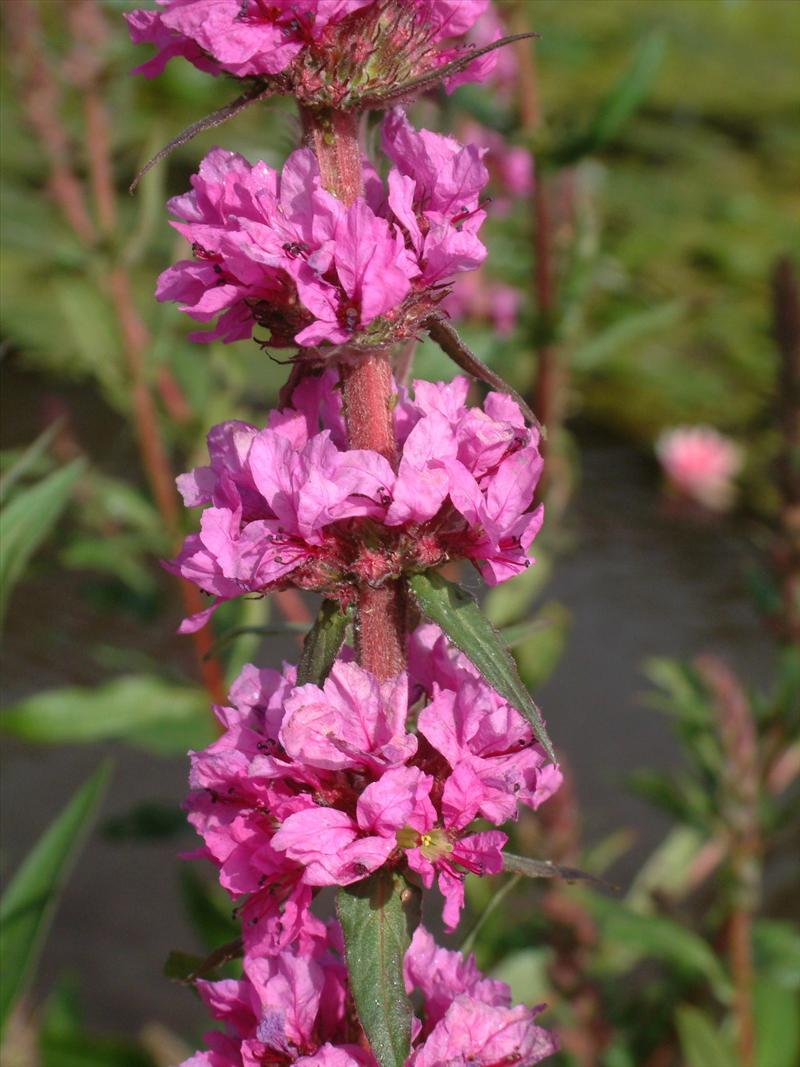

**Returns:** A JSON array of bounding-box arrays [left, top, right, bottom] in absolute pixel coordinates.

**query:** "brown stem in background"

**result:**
[[532, 178, 559, 435], [273, 588, 313, 634], [7, 1, 97, 244], [512, 9, 563, 495], [771, 257, 800, 644], [299, 106, 406, 679], [696, 655, 759, 1067], [12, 0, 227, 706]]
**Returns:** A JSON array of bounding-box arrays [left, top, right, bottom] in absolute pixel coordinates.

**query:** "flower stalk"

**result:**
[[128, 2, 562, 1062]]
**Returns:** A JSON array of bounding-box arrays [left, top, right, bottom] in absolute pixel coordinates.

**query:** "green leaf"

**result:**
[[0, 763, 111, 1036], [0, 675, 215, 755], [582, 893, 732, 1000], [163, 950, 207, 984], [626, 826, 707, 910], [675, 1005, 735, 1067], [514, 602, 570, 691], [753, 921, 800, 990], [550, 30, 667, 167], [484, 555, 552, 628], [296, 600, 350, 686], [490, 947, 551, 1008], [0, 420, 60, 505], [337, 872, 418, 1067], [502, 852, 612, 890], [102, 802, 188, 842], [40, 975, 157, 1066], [755, 978, 800, 1067], [571, 302, 686, 372], [0, 456, 85, 626], [409, 571, 555, 762]]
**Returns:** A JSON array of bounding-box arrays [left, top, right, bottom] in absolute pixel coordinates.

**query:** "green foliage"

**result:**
[[409, 571, 555, 761], [753, 921, 800, 991], [0, 455, 85, 626], [580, 891, 732, 1001], [0, 422, 61, 505], [754, 978, 800, 1067], [39, 977, 157, 1067], [296, 599, 351, 686], [0, 675, 215, 755], [490, 947, 551, 1007], [0, 764, 111, 1037], [337, 873, 417, 1067], [102, 802, 189, 842], [675, 1005, 735, 1067], [549, 29, 667, 167]]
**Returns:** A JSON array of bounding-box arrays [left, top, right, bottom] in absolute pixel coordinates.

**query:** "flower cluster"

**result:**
[[132, 2, 560, 1064], [127, 0, 501, 106], [187, 627, 560, 947], [656, 425, 742, 511], [184, 924, 557, 1066], [168, 370, 543, 632], [157, 109, 487, 349]]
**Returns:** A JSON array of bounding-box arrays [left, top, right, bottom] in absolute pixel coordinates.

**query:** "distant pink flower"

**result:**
[[444, 272, 522, 335], [656, 426, 742, 510], [462, 121, 534, 205], [158, 121, 487, 349], [167, 371, 542, 631], [127, 0, 499, 104]]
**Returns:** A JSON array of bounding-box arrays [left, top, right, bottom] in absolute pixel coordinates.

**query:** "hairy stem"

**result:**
[[300, 106, 406, 679]]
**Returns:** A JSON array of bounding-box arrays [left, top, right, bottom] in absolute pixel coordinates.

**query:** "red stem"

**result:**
[[300, 107, 406, 679], [513, 13, 563, 494]]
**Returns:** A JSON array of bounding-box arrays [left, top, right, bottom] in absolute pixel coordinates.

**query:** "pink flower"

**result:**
[[443, 272, 522, 335], [279, 663, 417, 772], [404, 926, 508, 1030], [404, 928, 558, 1063], [158, 123, 488, 349], [188, 633, 559, 935], [128, 1, 500, 104], [419, 673, 561, 825], [181, 923, 556, 1066], [167, 370, 542, 631], [410, 999, 558, 1067], [656, 426, 742, 510], [182, 934, 369, 1067]]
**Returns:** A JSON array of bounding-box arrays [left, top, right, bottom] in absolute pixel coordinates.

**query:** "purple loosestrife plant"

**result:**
[[129, 2, 560, 1063]]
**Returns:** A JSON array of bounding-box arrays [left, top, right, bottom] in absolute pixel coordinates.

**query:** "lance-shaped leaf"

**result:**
[[409, 571, 556, 763], [337, 872, 419, 1067], [0, 456, 85, 627], [549, 30, 666, 167], [502, 851, 614, 891], [0, 762, 111, 1036], [296, 600, 350, 686], [426, 315, 544, 435], [0, 675, 215, 755]]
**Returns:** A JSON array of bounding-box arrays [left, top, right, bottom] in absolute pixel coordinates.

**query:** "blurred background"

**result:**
[[1, 1, 798, 1065]]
